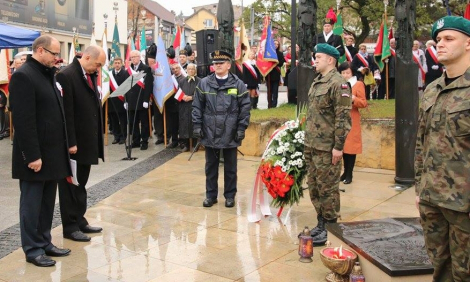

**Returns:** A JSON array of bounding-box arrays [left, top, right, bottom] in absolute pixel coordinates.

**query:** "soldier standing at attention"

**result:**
[[415, 16, 470, 282], [304, 44, 351, 245]]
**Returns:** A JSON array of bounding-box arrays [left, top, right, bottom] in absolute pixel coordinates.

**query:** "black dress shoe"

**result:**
[[155, 139, 164, 145], [119, 139, 125, 144], [112, 139, 119, 144], [26, 254, 56, 267], [45, 246, 71, 257], [140, 143, 148, 150], [80, 225, 103, 233], [181, 146, 189, 152], [203, 198, 218, 207], [167, 142, 179, 149], [343, 179, 352, 184], [225, 198, 235, 208], [340, 173, 346, 182], [64, 231, 91, 242]]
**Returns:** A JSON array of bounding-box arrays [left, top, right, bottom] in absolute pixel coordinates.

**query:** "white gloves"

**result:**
[[358, 67, 364, 72], [432, 65, 439, 70], [143, 102, 149, 108], [124, 102, 128, 110]]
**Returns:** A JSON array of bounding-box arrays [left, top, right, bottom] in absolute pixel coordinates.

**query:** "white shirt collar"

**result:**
[[348, 76, 358, 88], [324, 31, 333, 42], [216, 74, 228, 79]]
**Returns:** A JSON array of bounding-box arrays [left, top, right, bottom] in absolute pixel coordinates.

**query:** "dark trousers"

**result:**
[[129, 109, 149, 145], [167, 111, 179, 144], [109, 111, 127, 141], [0, 107, 6, 133], [19, 180, 57, 259], [269, 80, 280, 108], [205, 147, 238, 200], [152, 103, 164, 141], [342, 153, 356, 181], [58, 163, 91, 235]]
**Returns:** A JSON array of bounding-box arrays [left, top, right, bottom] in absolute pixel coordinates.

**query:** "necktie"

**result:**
[[86, 73, 94, 89]]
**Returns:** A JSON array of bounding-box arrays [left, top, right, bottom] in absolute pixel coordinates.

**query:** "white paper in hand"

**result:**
[[70, 159, 79, 186]]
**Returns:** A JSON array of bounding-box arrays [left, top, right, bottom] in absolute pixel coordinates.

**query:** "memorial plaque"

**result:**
[[327, 218, 433, 277]]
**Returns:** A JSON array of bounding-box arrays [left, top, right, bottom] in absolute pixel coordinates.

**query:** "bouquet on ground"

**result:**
[[259, 116, 307, 208]]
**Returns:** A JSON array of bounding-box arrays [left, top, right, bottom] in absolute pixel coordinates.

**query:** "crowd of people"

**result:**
[[3, 11, 469, 281]]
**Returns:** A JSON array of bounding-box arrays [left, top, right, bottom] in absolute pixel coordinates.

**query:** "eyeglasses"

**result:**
[[43, 47, 60, 57]]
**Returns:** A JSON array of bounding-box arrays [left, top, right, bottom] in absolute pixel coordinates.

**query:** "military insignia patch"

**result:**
[[341, 84, 348, 89], [436, 19, 444, 29], [341, 93, 350, 97]]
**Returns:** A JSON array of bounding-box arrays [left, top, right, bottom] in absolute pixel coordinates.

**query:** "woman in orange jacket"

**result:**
[[338, 62, 368, 184]]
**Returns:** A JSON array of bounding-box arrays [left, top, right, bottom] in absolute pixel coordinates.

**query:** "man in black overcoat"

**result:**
[[56, 46, 106, 242], [9, 35, 72, 267], [312, 8, 345, 57], [109, 57, 129, 144], [126, 50, 153, 150]]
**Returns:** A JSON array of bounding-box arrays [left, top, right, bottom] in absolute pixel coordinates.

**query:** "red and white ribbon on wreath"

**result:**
[[247, 123, 290, 223]]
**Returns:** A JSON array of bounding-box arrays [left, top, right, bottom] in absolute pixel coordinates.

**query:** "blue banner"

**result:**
[[263, 21, 278, 62], [153, 36, 175, 112]]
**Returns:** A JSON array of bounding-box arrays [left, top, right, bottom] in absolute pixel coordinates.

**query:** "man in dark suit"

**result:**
[[312, 8, 345, 57], [9, 35, 72, 267], [57, 46, 106, 242], [109, 57, 129, 144], [424, 40, 443, 89], [126, 50, 153, 150]]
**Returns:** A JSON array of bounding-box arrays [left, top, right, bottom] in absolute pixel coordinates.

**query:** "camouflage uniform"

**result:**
[[305, 68, 351, 220], [415, 68, 470, 282]]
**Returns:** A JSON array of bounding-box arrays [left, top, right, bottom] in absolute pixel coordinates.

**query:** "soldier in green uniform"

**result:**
[[304, 44, 352, 245], [415, 16, 470, 282]]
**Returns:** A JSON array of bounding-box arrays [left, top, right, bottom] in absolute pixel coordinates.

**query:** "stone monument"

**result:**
[[394, 0, 418, 185], [216, 0, 235, 57], [290, 0, 317, 109]]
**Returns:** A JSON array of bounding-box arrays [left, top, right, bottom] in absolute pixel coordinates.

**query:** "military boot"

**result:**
[[309, 215, 325, 237], [312, 218, 338, 246]]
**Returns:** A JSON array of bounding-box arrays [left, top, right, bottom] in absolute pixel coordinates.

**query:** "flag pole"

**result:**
[[384, 0, 389, 100], [103, 14, 109, 146], [158, 18, 168, 147]]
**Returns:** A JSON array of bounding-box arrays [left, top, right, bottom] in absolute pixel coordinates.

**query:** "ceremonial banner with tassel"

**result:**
[[110, 17, 121, 65], [256, 16, 278, 77]]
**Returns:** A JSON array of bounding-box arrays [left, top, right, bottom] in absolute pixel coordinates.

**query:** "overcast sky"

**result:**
[[157, 0, 257, 16]]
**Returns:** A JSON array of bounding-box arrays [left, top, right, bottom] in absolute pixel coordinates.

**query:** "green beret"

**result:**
[[315, 43, 340, 60], [431, 16, 470, 41]]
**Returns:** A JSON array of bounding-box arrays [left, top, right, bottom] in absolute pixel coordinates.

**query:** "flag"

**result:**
[[180, 27, 185, 52], [68, 34, 76, 64], [235, 19, 250, 64], [140, 24, 146, 62], [333, 13, 346, 64], [388, 26, 394, 40], [172, 25, 181, 61], [374, 16, 391, 72], [110, 18, 121, 65], [256, 16, 278, 77], [153, 35, 175, 112], [125, 39, 132, 69], [100, 31, 110, 103], [90, 30, 97, 46], [130, 36, 136, 50], [174, 88, 185, 101], [465, 3, 470, 20]]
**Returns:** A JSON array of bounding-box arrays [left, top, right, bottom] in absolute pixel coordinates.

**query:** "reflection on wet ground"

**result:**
[[0, 153, 418, 281]]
